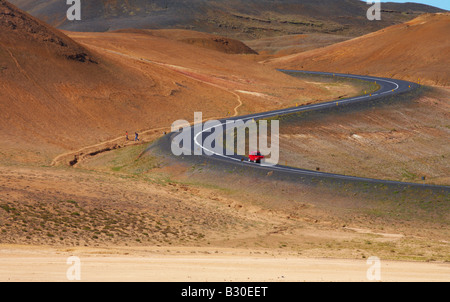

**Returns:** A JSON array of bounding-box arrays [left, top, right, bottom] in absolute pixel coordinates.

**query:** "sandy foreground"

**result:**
[[0, 245, 449, 282]]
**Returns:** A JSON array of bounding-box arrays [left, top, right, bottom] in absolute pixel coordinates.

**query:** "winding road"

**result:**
[[162, 70, 449, 190]]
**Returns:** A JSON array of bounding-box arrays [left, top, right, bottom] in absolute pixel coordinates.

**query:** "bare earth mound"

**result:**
[[268, 13, 450, 86], [245, 33, 352, 57], [1, 1, 448, 282], [0, 1, 328, 165], [9, 0, 445, 38], [113, 29, 258, 55]]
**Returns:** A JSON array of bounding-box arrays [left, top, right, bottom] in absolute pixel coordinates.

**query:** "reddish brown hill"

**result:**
[[245, 33, 352, 58], [0, 1, 237, 163], [113, 29, 258, 54], [179, 37, 257, 55], [0, 1, 326, 164], [267, 13, 450, 86], [0, 0, 96, 63]]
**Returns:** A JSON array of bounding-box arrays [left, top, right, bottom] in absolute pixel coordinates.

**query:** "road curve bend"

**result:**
[[156, 70, 449, 191]]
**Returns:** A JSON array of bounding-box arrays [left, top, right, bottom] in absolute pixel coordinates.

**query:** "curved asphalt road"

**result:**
[[164, 70, 449, 190]]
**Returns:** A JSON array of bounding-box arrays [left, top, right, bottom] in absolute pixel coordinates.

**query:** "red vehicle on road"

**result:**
[[248, 151, 264, 163]]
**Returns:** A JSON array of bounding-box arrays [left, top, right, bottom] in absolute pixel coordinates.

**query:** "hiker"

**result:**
[[135, 132, 139, 141], [125, 131, 129, 141]]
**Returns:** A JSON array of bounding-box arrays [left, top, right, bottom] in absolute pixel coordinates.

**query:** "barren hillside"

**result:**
[[112, 28, 258, 54], [9, 0, 445, 39], [0, 1, 332, 165], [267, 13, 450, 86], [244, 33, 351, 57]]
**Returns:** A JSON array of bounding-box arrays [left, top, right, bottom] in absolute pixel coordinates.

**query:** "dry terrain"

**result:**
[[9, 0, 445, 38], [267, 13, 450, 86], [1, 143, 448, 281], [276, 76, 450, 186], [0, 0, 333, 166], [0, 1, 448, 282], [245, 33, 352, 58], [2, 245, 449, 282]]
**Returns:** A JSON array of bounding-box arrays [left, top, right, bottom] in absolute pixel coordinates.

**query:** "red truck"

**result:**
[[248, 151, 264, 163]]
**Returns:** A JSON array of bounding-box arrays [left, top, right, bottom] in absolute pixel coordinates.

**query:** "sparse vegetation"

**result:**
[[0, 0, 448, 281]]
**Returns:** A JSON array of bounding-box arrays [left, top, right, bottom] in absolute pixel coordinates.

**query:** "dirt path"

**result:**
[[50, 46, 244, 166], [98, 47, 244, 116], [1, 245, 449, 282]]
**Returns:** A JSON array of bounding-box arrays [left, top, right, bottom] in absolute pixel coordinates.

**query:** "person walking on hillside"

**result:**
[[125, 131, 129, 141], [135, 132, 140, 141]]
